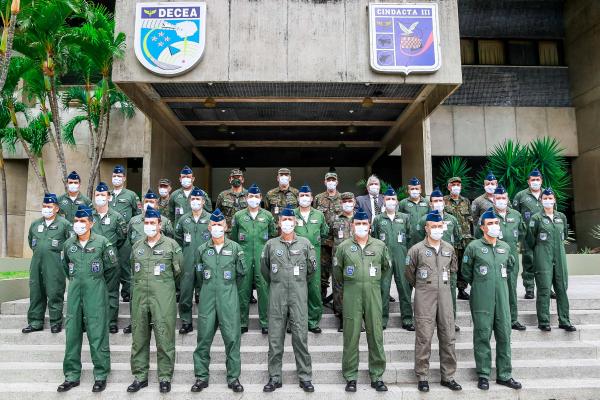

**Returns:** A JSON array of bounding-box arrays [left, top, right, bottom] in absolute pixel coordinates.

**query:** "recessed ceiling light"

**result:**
[[349, 110, 354, 114], [221, 109, 227, 113]]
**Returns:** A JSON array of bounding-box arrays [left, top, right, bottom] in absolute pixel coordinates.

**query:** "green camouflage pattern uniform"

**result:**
[[399, 197, 430, 249], [215, 188, 248, 233], [62, 233, 118, 381], [27, 216, 72, 329], [260, 235, 316, 384], [130, 235, 182, 383], [513, 189, 543, 292], [329, 213, 353, 316], [371, 211, 412, 327], [264, 186, 299, 217], [193, 238, 246, 384], [58, 193, 92, 222], [462, 238, 514, 380], [169, 187, 213, 226], [293, 207, 329, 329], [334, 236, 392, 382], [158, 197, 172, 221], [230, 208, 278, 329], [313, 191, 342, 296], [443, 194, 473, 291]]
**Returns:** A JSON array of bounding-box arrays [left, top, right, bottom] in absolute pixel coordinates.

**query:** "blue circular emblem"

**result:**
[[350, 245, 358, 252], [276, 249, 283, 257], [244, 216, 251, 222], [69, 245, 77, 253], [481, 247, 489, 254], [207, 249, 215, 256], [137, 248, 145, 256]]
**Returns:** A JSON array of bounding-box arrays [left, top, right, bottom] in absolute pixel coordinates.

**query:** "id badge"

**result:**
[[176, 207, 183, 215], [37, 225, 44, 233], [297, 220, 304, 227], [51, 239, 59, 247], [443, 270, 449, 282], [369, 266, 376, 277], [338, 229, 344, 239], [501, 267, 507, 278], [274, 206, 279, 215], [293, 266, 300, 276], [397, 233, 403, 243], [104, 217, 111, 225], [184, 233, 191, 243], [154, 265, 161, 276]]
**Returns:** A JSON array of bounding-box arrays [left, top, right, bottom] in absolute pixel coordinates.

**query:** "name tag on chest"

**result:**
[[365, 251, 375, 256], [104, 218, 111, 225], [222, 250, 232, 256], [290, 249, 301, 255], [37, 225, 44, 233], [84, 247, 95, 253], [153, 249, 164, 255]]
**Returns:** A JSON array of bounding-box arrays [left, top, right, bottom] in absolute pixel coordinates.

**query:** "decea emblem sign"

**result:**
[[134, 2, 206, 76]]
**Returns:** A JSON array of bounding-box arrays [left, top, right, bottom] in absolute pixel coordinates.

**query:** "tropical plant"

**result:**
[[527, 137, 571, 210], [477, 140, 532, 199], [0, 0, 22, 91], [435, 156, 473, 195]]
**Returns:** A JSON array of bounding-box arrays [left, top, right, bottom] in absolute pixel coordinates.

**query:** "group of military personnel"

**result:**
[[20, 164, 575, 393]]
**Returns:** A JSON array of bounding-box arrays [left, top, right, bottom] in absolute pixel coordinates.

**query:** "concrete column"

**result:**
[[401, 118, 433, 194]]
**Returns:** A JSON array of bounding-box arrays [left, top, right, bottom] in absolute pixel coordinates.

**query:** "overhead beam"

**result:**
[[194, 140, 381, 148], [162, 97, 413, 104], [182, 120, 395, 127]]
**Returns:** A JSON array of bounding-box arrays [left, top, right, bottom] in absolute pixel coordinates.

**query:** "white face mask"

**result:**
[[432, 202, 445, 212], [144, 224, 158, 238], [41, 207, 54, 219], [429, 228, 444, 241], [158, 188, 169, 197], [495, 199, 508, 210], [326, 181, 337, 191], [190, 200, 203, 211], [530, 181, 542, 190], [68, 183, 79, 193], [278, 176, 290, 186], [368, 185, 380, 196], [385, 200, 397, 211], [95, 196, 108, 207], [409, 189, 421, 199], [354, 225, 369, 238], [181, 177, 193, 189], [484, 184, 497, 194], [542, 199, 555, 209], [450, 186, 461, 195], [210, 226, 225, 239], [112, 176, 123, 187], [487, 224, 501, 238], [73, 222, 88, 236], [281, 220, 295, 234], [247, 197, 261, 209], [299, 197, 312, 208], [342, 202, 354, 213]]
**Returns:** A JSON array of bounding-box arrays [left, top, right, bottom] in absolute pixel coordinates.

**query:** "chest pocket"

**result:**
[[474, 262, 490, 281], [218, 251, 236, 284], [152, 249, 173, 280]]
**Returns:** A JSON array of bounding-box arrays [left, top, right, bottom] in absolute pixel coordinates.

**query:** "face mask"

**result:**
[[429, 228, 444, 241], [158, 188, 169, 197], [73, 222, 88, 236], [326, 181, 337, 191], [190, 200, 203, 211], [68, 184, 79, 193], [112, 176, 123, 186], [432, 202, 445, 212], [450, 186, 461, 195], [181, 177, 193, 188], [530, 181, 542, 190], [210, 226, 225, 239], [409, 189, 421, 199], [495, 199, 508, 210], [542, 199, 555, 209], [487, 224, 501, 238], [281, 220, 295, 234], [95, 196, 107, 207], [368, 185, 380, 196], [342, 202, 354, 213], [484, 184, 497, 194], [385, 200, 397, 211], [354, 225, 369, 238], [247, 197, 261, 209], [299, 197, 312, 208], [41, 207, 54, 219], [278, 176, 290, 186], [231, 178, 242, 188], [144, 224, 158, 238]]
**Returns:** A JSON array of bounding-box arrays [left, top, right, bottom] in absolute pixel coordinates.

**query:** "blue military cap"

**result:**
[[530, 168, 542, 177], [485, 171, 497, 181], [480, 207, 498, 224], [408, 177, 421, 186], [180, 165, 193, 175], [384, 187, 396, 197], [494, 185, 507, 195], [67, 171, 80, 181], [210, 208, 225, 222], [280, 205, 295, 217], [75, 204, 93, 219], [430, 187, 443, 199], [96, 182, 109, 193], [144, 206, 161, 219], [248, 184, 261, 194], [43, 193, 58, 204], [426, 210, 443, 222], [190, 188, 204, 197], [299, 184, 311, 194], [353, 208, 369, 221], [144, 189, 158, 199], [113, 165, 125, 174], [542, 187, 554, 196]]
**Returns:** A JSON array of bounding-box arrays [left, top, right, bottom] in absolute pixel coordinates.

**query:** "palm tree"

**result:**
[[0, 0, 22, 91]]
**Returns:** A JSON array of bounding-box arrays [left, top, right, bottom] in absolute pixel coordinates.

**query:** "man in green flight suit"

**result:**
[[91, 182, 127, 334], [57, 206, 118, 393], [261, 205, 316, 393], [526, 188, 576, 332], [371, 187, 413, 331], [513, 168, 544, 299], [109, 164, 141, 303], [58, 171, 92, 222], [190, 209, 246, 393], [462, 209, 522, 391], [175, 188, 211, 334], [294, 184, 329, 333], [169, 165, 212, 226], [127, 206, 182, 394], [399, 177, 430, 249], [334, 208, 391, 393], [230, 183, 277, 334], [475, 187, 527, 330], [471, 171, 497, 222], [264, 168, 299, 217], [215, 168, 248, 233], [22, 193, 72, 334]]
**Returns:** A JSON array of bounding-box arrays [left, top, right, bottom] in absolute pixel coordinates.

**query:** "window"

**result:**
[[507, 40, 537, 66], [539, 41, 560, 66], [478, 40, 505, 65], [460, 39, 476, 65]]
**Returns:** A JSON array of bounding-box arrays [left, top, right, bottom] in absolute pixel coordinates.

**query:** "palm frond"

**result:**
[[527, 137, 571, 210], [62, 113, 87, 146], [478, 140, 531, 199], [435, 156, 473, 195]]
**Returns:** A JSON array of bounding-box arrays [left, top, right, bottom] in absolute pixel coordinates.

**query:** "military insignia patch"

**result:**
[[381, 220, 388, 226], [496, 248, 506, 254], [195, 264, 203, 272], [540, 233, 547, 241], [159, 263, 166, 272], [271, 264, 278, 273], [224, 271, 232, 280], [204, 270, 211, 279], [407, 202, 414, 208], [425, 250, 432, 257], [481, 247, 489, 254], [244, 216, 251, 222], [346, 266, 354, 276], [479, 266, 488, 275], [524, 212, 531, 219], [463, 255, 469, 263], [70, 245, 78, 253], [418, 268, 428, 279], [90, 261, 101, 273], [68, 263, 74, 274], [207, 249, 215, 256], [543, 219, 550, 225], [137, 248, 145, 256], [442, 250, 451, 257], [185, 218, 191, 224], [203, 231, 210, 240], [350, 245, 358, 252], [276, 249, 283, 257]]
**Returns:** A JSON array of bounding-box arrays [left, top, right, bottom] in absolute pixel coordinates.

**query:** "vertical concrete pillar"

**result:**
[[401, 118, 433, 194]]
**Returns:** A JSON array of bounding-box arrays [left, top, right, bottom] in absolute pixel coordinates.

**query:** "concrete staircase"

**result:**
[[1, 276, 600, 399]]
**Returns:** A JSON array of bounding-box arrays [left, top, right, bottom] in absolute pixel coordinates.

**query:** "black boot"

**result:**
[[524, 290, 534, 299], [371, 380, 388, 391], [263, 378, 282, 392], [22, 325, 43, 334], [299, 380, 314, 392], [109, 325, 119, 334], [122, 294, 130, 302], [418, 381, 429, 392], [512, 321, 526, 331], [57, 381, 80, 392], [191, 379, 208, 392], [441, 380, 462, 391], [559, 324, 577, 332], [477, 377, 489, 390], [123, 325, 132, 334], [51, 324, 62, 334], [179, 323, 193, 334], [92, 380, 106, 392], [496, 378, 522, 390], [228, 379, 244, 392], [345, 380, 357, 392], [159, 381, 171, 393], [457, 289, 470, 300], [127, 380, 148, 392]]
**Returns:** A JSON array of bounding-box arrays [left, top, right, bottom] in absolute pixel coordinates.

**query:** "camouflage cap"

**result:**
[[278, 168, 291, 175], [341, 192, 355, 200], [324, 172, 338, 180], [447, 176, 462, 184], [229, 168, 244, 177], [158, 178, 171, 186]]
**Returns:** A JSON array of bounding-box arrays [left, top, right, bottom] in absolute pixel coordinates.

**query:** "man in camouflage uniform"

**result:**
[[157, 178, 173, 221], [215, 169, 248, 233], [313, 171, 342, 303], [471, 171, 498, 222], [399, 177, 430, 249], [264, 168, 299, 217], [58, 171, 92, 222], [444, 176, 473, 300]]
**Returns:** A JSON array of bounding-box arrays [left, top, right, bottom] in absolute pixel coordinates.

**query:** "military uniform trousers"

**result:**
[[28, 251, 66, 329]]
